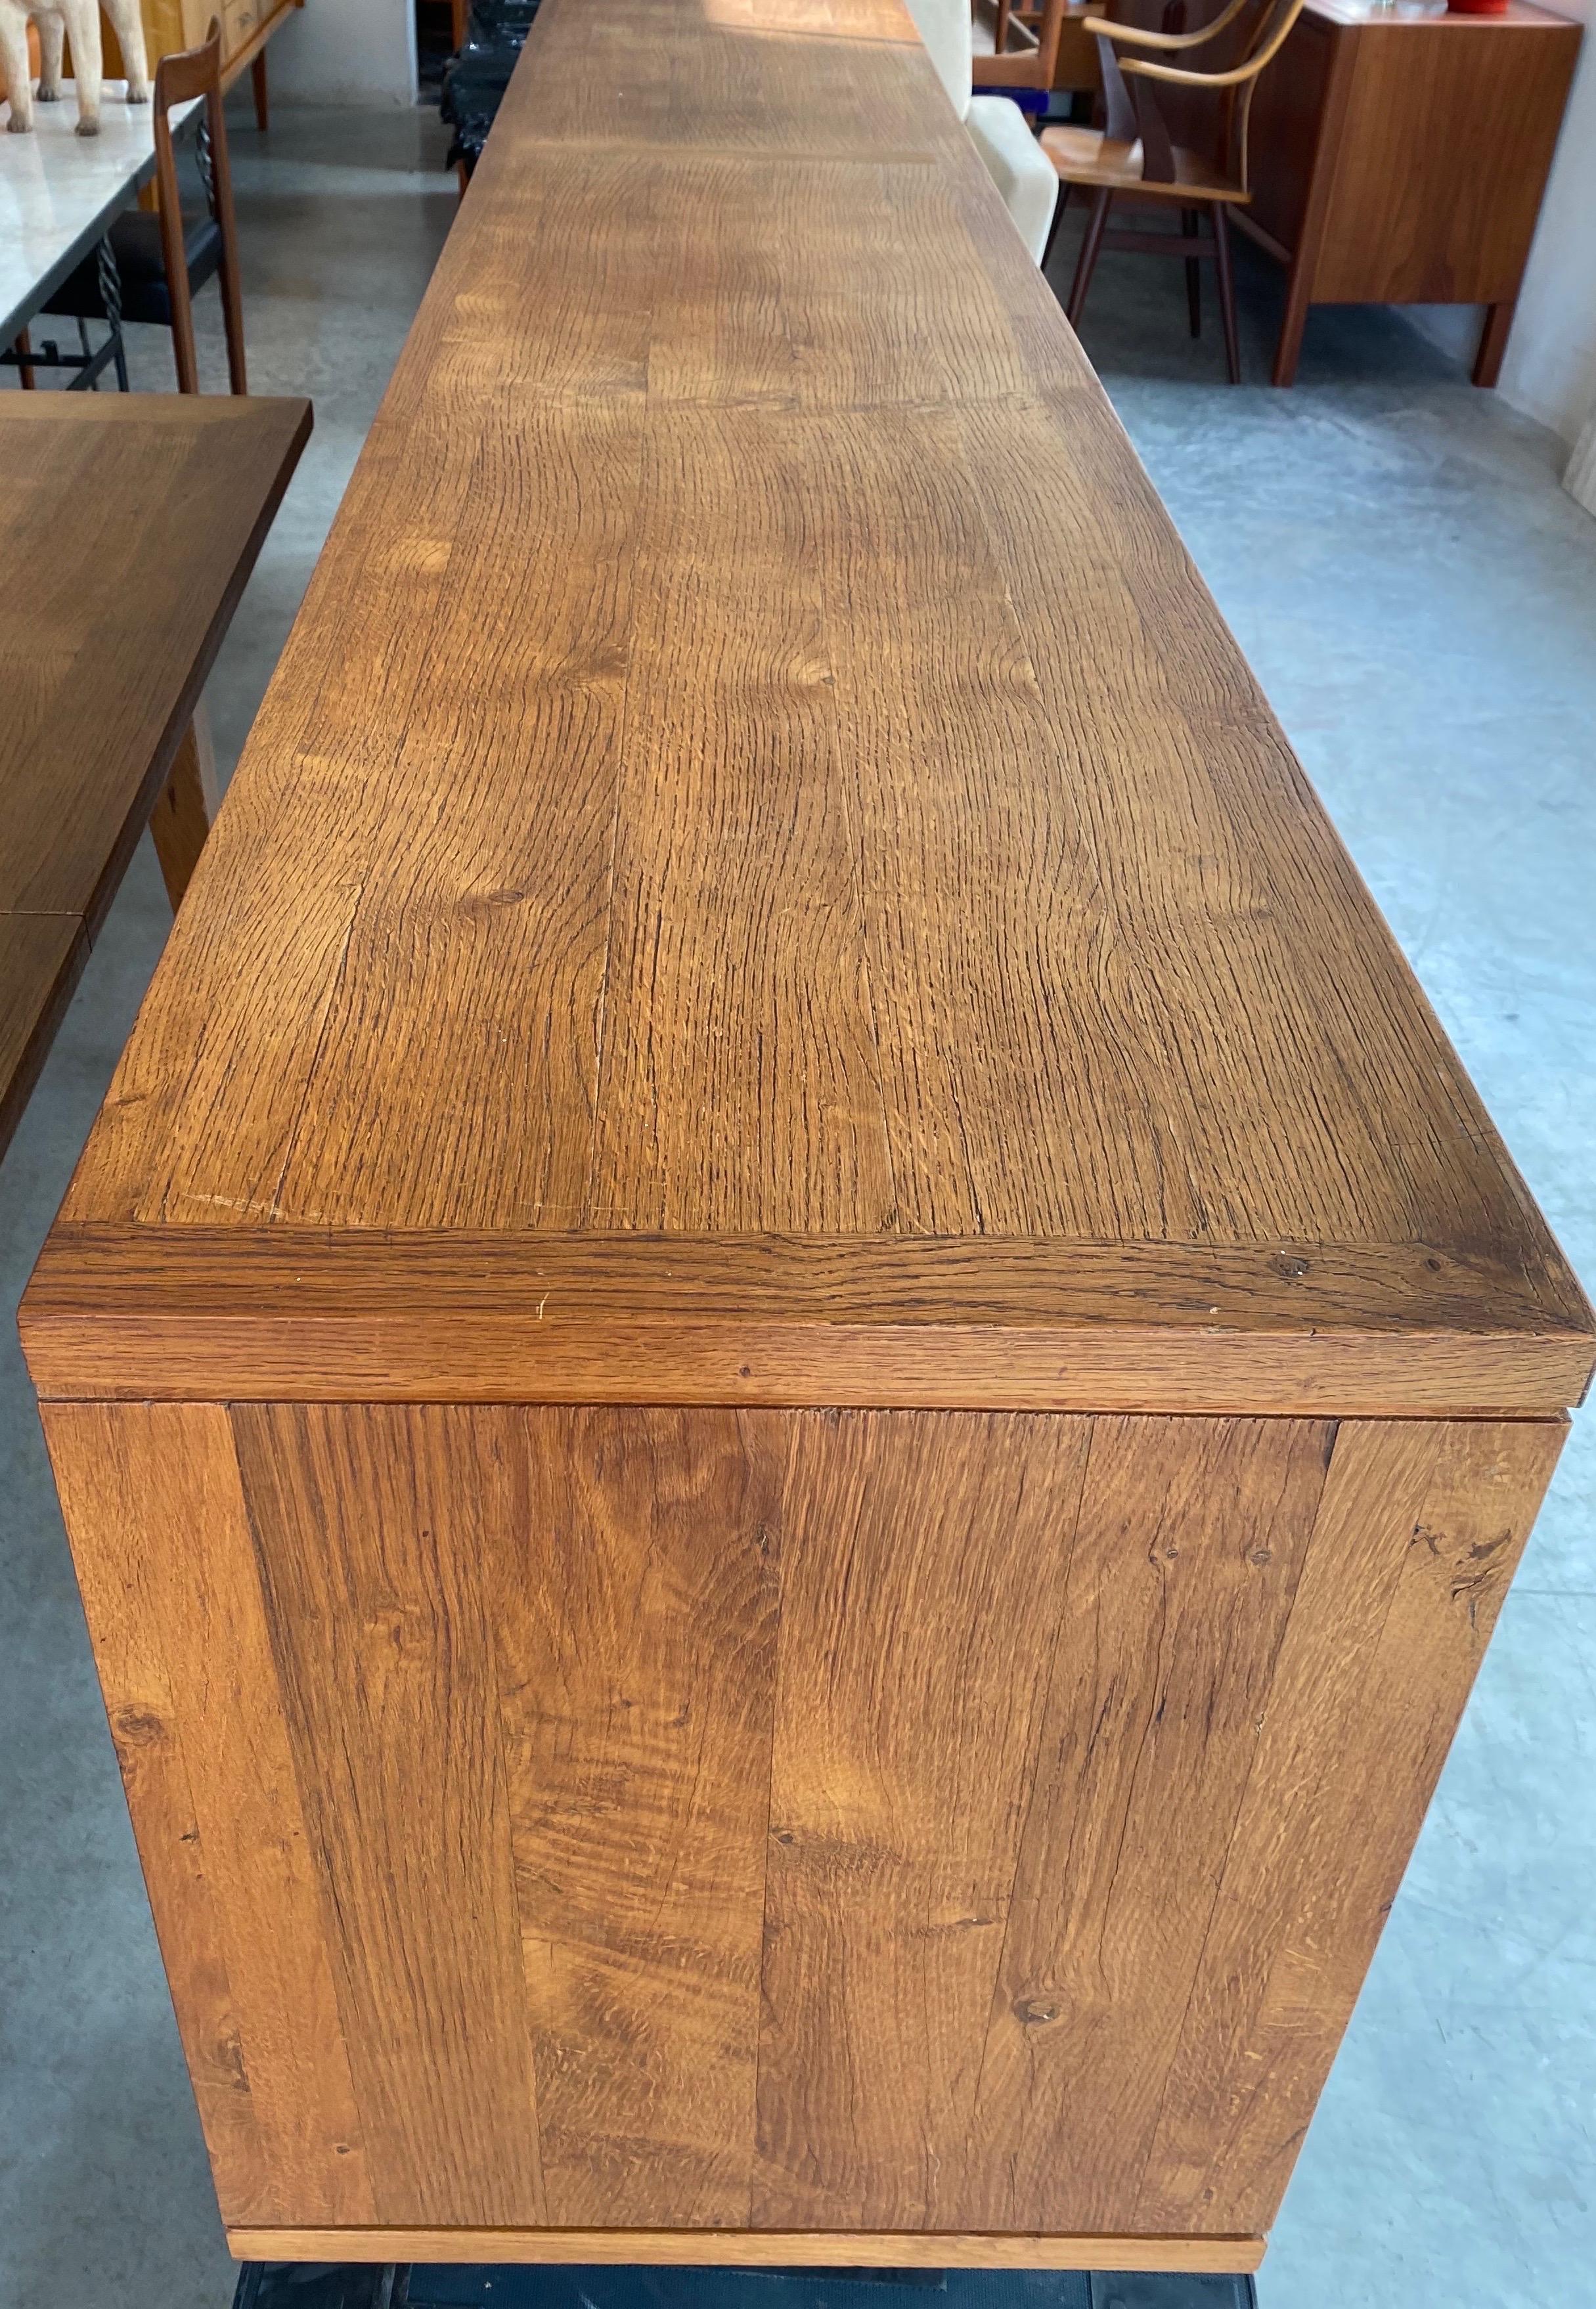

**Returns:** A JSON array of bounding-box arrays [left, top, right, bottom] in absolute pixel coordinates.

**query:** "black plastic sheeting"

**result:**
[[439, 0, 544, 176], [235, 2264, 1258, 2309]]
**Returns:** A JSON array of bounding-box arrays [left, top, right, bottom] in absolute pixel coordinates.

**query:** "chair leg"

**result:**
[[1212, 204, 1241, 385], [219, 245, 249, 394], [167, 284, 201, 393], [1067, 188, 1113, 330], [252, 50, 269, 131], [1473, 299, 1515, 388], [14, 328, 36, 388], [1182, 209, 1201, 338], [1040, 178, 1067, 279]]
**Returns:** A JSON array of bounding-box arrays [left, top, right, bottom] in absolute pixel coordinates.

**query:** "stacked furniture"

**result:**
[[441, 0, 541, 181]]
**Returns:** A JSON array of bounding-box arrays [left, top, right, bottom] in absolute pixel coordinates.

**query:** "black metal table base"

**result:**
[[234, 2264, 1258, 2309], [3, 236, 128, 390]]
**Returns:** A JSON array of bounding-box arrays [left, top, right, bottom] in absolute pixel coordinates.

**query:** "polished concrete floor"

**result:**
[[2, 107, 1593, 2309]]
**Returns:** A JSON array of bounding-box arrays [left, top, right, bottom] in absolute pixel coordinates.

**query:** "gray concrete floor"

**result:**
[[1, 107, 1592, 2309]]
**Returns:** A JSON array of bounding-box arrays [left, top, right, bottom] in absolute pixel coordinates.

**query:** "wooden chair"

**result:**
[[972, 0, 1094, 104], [1039, 0, 1306, 382], [42, 20, 246, 395]]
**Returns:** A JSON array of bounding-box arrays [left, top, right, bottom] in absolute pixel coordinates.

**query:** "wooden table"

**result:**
[[0, 393, 311, 1158], [20, 0, 1593, 2278], [1240, 0, 1580, 387]]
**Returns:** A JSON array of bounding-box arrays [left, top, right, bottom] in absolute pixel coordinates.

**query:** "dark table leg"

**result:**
[[1473, 299, 1517, 388]]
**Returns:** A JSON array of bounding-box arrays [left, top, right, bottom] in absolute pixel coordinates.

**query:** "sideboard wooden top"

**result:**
[[1302, 0, 1574, 30], [26, 0, 1592, 1413]]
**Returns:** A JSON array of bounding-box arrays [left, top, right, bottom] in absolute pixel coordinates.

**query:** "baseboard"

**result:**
[[227, 2230, 1266, 2276]]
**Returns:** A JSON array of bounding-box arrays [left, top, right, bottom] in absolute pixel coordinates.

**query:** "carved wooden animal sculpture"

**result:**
[[0, 0, 150, 135]]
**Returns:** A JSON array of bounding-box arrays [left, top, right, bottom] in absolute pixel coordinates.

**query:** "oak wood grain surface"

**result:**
[[0, 394, 311, 1158], [23, 1224, 1593, 1411], [19, 0, 1589, 1410], [20, 0, 1591, 2274], [40, 1399, 1564, 2243]]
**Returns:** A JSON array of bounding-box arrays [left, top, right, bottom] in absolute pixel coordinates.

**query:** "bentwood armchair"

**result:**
[[1040, 0, 1307, 381]]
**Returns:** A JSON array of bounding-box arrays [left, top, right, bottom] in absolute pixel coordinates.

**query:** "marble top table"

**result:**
[[0, 80, 200, 351]]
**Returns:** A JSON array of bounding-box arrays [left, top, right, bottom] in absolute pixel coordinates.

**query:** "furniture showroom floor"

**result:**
[[2, 101, 1592, 2309]]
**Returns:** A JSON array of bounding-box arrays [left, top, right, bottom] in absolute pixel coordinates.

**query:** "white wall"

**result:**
[[1409, 0, 1596, 449], [269, 0, 417, 106]]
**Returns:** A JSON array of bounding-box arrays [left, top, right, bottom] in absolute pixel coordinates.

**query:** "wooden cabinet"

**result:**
[[20, 0, 1593, 2278], [1241, 0, 1580, 384], [102, 0, 303, 120]]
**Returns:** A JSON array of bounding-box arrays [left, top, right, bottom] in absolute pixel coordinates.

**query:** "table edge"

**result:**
[[22, 1224, 1595, 1413]]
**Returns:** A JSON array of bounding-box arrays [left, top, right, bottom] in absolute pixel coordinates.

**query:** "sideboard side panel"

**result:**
[[45, 1399, 1564, 2242]]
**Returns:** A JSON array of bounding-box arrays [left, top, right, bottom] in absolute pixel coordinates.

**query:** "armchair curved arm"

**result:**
[[1081, 0, 1254, 53], [1118, 0, 1304, 85]]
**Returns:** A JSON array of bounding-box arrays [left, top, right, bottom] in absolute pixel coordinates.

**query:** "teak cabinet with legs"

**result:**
[[102, 0, 303, 125], [21, 0, 1593, 2279], [1240, 0, 1580, 387]]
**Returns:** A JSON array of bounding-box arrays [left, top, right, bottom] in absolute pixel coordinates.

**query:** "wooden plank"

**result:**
[[585, 406, 896, 1235], [22, 1225, 1595, 1414], [39, 1392, 1570, 2243], [1134, 1415, 1565, 2232], [56, 411, 490, 1231], [225, 2226, 1266, 2272], [963, 1417, 1334, 2231], [486, 1407, 784, 2226], [754, 1410, 1094, 2227], [472, 0, 948, 161], [39, 1402, 373, 2228], [230, 1405, 547, 2226]]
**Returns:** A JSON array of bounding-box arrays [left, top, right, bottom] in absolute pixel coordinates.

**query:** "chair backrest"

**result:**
[[150, 20, 242, 391], [151, 16, 229, 219], [1098, 0, 1306, 191], [905, 0, 974, 120]]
